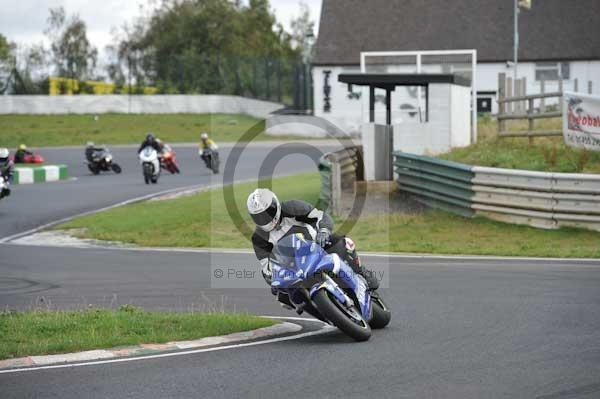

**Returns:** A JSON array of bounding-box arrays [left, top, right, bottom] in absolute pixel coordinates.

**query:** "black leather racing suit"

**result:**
[[85, 147, 106, 163], [137, 139, 164, 154], [251, 200, 378, 290]]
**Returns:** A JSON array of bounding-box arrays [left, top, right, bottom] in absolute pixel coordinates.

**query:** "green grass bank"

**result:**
[[0, 113, 301, 148], [58, 172, 600, 258], [441, 117, 600, 173], [0, 306, 276, 360]]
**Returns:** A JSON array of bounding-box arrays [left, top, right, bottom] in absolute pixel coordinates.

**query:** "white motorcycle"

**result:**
[[139, 146, 160, 184], [0, 176, 11, 200]]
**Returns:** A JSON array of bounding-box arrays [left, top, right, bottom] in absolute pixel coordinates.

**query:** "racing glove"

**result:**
[[316, 228, 331, 248]]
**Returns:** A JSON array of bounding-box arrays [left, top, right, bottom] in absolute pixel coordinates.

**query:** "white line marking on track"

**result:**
[[0, 317, 334, 374], [5, 240, 600, 264]]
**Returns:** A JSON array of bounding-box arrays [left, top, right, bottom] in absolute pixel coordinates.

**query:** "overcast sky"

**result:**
[[0, 0, 322, 55]]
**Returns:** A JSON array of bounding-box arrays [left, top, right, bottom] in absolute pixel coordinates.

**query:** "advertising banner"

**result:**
[[563, 91, 600, 151]]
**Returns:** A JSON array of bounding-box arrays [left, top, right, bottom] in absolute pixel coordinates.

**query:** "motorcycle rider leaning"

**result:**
[[137, 133, 164, 154], [85, 141, 105, 163], [14, 144, 33, 163], [247, 188, 379, 290], [199, 132, 218, 166], [0, 148, 14, 198]]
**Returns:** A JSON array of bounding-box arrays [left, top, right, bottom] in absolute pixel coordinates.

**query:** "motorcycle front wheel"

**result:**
[[211, 154, 220, 174], [111, 163, 122, 174], [143, 165, 152, 184], [312, 289, 371, 342]]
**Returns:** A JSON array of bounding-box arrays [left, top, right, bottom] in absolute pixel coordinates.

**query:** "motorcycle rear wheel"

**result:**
[[313, 289, 371, 342], [369, 294, 391, 329]]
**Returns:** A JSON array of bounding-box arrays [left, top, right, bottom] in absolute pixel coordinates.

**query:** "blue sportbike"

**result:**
[[270, 234, 391, 341]]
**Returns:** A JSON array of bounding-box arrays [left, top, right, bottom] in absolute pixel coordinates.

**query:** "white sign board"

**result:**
[[563, 91, 600, 151]]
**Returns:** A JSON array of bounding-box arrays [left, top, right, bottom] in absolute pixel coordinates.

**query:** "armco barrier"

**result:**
[[14, 165, 68, 185], [319, 146, 363, 215], [394, 151, 600, 232]]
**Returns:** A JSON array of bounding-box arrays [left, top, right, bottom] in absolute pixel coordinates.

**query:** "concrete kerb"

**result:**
[[13, 165, 68, 185], [0, 319, 330, 372]]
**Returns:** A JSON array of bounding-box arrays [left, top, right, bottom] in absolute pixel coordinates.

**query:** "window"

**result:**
[[535, 62, 570, 81]]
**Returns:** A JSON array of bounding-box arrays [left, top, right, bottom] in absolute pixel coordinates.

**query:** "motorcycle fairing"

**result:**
[[270, 234, 371, 319], [310, 253, 372, 318]]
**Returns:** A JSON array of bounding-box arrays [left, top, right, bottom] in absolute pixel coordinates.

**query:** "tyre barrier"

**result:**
[[13, 165, 69, 185], [394, 151, 600, 232]]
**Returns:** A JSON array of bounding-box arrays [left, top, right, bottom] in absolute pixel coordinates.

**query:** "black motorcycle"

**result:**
[[86, 147, 122, 175], [201, 148, 220, 174]]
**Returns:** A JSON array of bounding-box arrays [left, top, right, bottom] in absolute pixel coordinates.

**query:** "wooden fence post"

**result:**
[[558, 78, 563, 94], [589, 81, 593, 95], [574, 78, 579, 93], [540, 79, 546, 113], [507, 77, 513, 114], [528, 97, 534, 145], [521, 77, 527, 114], [498, 73, 506, 135]]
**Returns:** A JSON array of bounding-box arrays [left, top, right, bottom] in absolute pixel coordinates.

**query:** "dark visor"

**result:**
[[250, 198, 279, 226]]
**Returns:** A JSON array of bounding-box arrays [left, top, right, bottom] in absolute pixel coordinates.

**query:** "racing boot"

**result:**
[[343, 237, 379, 291]]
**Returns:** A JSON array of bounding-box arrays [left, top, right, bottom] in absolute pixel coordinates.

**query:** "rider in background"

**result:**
[[0, 148, 14, 197], [137, 133, 164, 154], [199, 132, 218, 167], [14, 144, 33, 163], [85, 141, 105, 163], [246, 188, 379, 290]]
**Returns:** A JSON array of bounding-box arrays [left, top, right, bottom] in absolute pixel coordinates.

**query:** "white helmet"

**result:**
[[200, 132, 208, 140], [247, 189, 281, 232], [0, 148, 9, 163]]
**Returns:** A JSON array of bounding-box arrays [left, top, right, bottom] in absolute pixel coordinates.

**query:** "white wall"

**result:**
[[392, 83, 471, 156], [315, 60, 600, 117], [0, 95, 284, 120], [313, 66, 363, 135]]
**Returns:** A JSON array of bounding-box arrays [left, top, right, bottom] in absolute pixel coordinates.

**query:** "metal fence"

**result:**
[[5, 56, 313, 112], [394, 151, 600, 232], [318, 146, 363, 215]]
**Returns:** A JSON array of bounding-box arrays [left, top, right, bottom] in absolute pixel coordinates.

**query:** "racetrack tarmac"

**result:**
[[1, 243, 599, 398], [1, 142, 600, 398], [0, 142, 336, 239]]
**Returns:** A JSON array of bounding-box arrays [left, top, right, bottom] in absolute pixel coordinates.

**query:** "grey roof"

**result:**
[[314, 0, 600, 65]]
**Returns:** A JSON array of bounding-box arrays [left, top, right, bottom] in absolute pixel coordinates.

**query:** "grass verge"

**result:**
[[0, 113, 303, 148], [0, 305, 276, 360], [58, 172, 600, 258], [440, 117, 600, 173]]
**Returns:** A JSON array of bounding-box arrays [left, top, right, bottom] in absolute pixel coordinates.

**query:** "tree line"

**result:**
[[0, 0, 315, 105]]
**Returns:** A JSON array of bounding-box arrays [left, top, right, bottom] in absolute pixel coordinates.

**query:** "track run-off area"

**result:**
[[1, 142, 599, 399]]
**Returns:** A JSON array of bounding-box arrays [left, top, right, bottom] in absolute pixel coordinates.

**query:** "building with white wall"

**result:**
[[312, 0, 600, 134]]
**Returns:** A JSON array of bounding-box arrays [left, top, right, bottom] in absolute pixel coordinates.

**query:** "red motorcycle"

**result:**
[[10, 153, 45, 164], [160, 145, 180, 174]]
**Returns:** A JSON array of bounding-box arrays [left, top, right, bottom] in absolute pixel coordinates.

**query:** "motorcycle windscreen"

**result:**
[[272, 234, 323, 272]]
